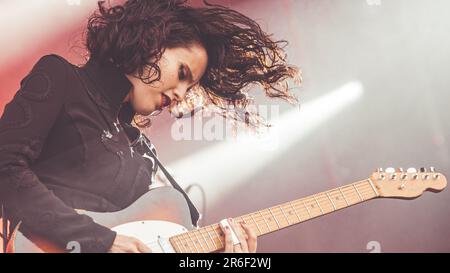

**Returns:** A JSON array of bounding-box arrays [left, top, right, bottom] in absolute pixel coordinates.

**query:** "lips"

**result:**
[[161, 94, 172, 108]]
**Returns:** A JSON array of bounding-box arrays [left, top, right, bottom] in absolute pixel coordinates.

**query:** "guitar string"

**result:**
[[172, 182, 376, 253], [171, 181, 378, 253], [174, 184, 375, 253]]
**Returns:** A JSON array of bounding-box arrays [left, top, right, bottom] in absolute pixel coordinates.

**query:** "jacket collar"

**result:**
[[81, 57, 135, 123]]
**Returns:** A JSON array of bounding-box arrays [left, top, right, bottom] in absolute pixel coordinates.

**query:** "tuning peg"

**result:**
[[385, 167, 395, 173], [390, 174, 397, 180], [430, 167, 436, 173], [396, 168, 404, 173], [423, 174, 430, 180], [419, 167, 427, 173], [407, 168, 417, 173], [375, 168, 385, 180], [401, 173, 408, 180]]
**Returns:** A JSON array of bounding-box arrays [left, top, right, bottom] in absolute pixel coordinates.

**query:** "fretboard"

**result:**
[[169, 179, 380, 253]]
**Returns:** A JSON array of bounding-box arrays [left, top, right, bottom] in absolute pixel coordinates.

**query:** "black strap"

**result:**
[[146, 142, 200, 228], [124, 125, 200, 228]]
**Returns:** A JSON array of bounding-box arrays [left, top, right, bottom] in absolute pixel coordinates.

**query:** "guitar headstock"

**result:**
[[371, 167, 447, 199]]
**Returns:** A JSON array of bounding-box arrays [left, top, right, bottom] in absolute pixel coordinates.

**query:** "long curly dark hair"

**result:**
[[86, 0, 301, 129]]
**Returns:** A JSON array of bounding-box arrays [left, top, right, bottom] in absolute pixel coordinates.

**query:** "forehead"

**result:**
[[170, 44, 207, 60], [166, 44, 208, 76]]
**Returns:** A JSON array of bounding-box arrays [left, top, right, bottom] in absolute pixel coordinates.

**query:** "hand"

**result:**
[[221, 218, 257, 253], [108, 234, 152, 253]]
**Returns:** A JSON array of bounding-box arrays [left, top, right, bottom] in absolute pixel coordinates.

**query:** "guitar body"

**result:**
[[12, 186, 194, 253]]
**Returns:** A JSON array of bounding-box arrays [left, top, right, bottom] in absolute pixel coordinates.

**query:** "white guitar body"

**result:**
[[11, 186, 195, 253], [111, 220, 188, 253]]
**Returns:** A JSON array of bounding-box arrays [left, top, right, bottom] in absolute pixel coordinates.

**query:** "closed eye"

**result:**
[[178, 65, 187, 81]]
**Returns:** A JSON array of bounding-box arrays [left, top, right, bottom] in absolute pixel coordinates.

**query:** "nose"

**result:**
[[173, 85, 189, 101]]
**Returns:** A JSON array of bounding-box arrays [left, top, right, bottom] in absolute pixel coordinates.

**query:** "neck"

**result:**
[[122, 92, 130, 103], [168, 179, 379, 253]]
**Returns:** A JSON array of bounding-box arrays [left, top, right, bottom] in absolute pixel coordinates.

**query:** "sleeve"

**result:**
[[0, 55, 116, 253]]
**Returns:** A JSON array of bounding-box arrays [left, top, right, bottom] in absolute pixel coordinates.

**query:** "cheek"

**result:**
[[130, 84, 160, 114]]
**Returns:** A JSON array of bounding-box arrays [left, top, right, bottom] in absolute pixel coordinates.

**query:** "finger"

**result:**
[[137, 241, 152, 253], [228, 219, 249, 253], [241, 222, 258, 253], [222, 225, 234, 253], [126, 244, 141, 253]]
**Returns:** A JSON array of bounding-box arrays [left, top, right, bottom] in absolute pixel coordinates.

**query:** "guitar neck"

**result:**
[[169, 179, 380, 253]]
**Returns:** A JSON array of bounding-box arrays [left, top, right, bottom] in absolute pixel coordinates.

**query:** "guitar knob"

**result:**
[[407, 168, 417, 173], [419, 167, 427, 173], [385, 167, 395, 173], [429, 167, 440, 179]]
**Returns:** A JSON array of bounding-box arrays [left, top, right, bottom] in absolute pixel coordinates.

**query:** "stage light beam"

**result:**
[[167, 81, 364, 207]]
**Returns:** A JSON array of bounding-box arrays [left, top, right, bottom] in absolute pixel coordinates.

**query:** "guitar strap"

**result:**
[[124, 124, 200, 228]]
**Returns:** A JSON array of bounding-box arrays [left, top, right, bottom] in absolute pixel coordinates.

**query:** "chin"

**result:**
[[132, 102, 156, 116], [137, 110, 153, 116]]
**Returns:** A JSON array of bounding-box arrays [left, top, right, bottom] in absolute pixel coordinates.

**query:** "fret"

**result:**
[[178, 237, 187, 253], [173, 237, 184, 253], [312, 195, 324, 214], [205, 226, 218, 249], [279, 205, 291, 225], [366, 184, 380, 199], [325, 192, 337, 210], [352, 183, 364, 201], [180, 235, 193, 253], [212, 225, 225, 249], [189, 230, 203, 253], [361, 182, 377, 200], [199, 228, 212, 252], [237, 216, 247, 226], [194, 230, 207, 253], [186, 232, 200, 253], [338, 187, 349, 206], [268, 208, 281, 229], [367, 179, 380, 197], [258, 210, 272, 232], [320, 192, 337, 213], [302, 199, 312, 218], [329, 190, 343, 208], [249, 214, 262, 234], [199, 230, 210, 253], [289, 201, 302, 222], [345, 185, 359, 205], [212, 226, 224, 248]]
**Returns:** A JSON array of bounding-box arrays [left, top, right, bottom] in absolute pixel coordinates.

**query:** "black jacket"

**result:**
[[0, 54, 158, 252]]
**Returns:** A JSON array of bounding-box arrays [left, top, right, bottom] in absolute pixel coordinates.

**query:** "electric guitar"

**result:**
[[9, 167, 447, 253]]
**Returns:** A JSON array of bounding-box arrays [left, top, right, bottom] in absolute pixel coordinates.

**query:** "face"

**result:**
[[124, 43, 208, 116]]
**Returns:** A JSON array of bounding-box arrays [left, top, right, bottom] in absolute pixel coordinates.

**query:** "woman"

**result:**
[[0, 0, 300, 253]]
